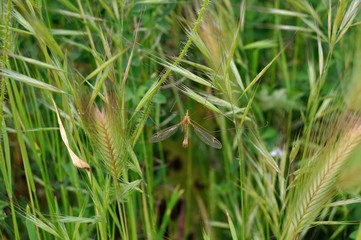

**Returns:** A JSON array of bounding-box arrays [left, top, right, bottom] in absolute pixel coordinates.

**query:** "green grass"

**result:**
[[1, 0, 361, 239]]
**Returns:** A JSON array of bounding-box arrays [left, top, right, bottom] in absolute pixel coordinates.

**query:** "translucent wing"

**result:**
[[151, 123, 181, 143], [192, 124, 222, 149]]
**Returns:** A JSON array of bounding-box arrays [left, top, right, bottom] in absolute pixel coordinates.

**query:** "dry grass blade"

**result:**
[[53, 99, 90, 171]]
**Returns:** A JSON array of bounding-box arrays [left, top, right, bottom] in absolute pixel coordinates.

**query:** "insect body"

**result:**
[[151, 110, 222, 149]]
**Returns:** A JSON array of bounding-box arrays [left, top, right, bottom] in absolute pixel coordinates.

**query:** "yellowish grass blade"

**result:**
[[52, 99, 90, 171]]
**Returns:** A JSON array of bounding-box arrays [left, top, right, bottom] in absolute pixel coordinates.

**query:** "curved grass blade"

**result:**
[[151, 123, 181, 143], [192, 123, 222, 149], [0, 69, 64, 93]]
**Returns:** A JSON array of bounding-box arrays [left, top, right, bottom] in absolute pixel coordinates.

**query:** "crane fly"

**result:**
[[151, 110, 222, 149]]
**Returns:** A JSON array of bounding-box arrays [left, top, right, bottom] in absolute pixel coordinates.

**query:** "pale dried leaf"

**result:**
[[52, 99, 90, 170]]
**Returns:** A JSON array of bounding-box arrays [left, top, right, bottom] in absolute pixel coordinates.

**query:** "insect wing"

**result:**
[[192, 124, 222, 149], [151, 123, 180, 143]]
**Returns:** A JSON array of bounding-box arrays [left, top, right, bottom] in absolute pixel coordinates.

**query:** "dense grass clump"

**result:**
[[1, 0, 361, 239]]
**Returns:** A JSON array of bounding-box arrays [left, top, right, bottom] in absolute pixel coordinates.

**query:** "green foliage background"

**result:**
[[1, 0, 361, 239]]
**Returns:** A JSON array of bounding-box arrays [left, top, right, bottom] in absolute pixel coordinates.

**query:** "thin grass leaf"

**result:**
[[12, 9, 34, 33], [25, 205, 60, 238], [7, 53, 64, 71], [186, 29, 213, 64], [133, 0, 209, 118], [202, 228, 210, 240], [0, 25, 32, 35], [243, 39, 276, 50], [49, 8, 103, 21], [136, 0, 172, 3], [336, 0, 361, 43], [356, 222, 361, 240], [178, 59, 215, 72], [249, 136, 281, 173], [84, 51, 124, 82], [328, 0, 332, 41], [229, 60, 245, 90], [317, 31, 324, 75], [289, 140, 301, 164], [25, 206, 37, 240], [300, 18, 328, 41], [198, 92, 247, 118], [118, 179, 143, 199], [179, 85, 222, 115], [262, 24, 313, 32], [208, 221, 229, 229], [307, 56, 316, 105], [124, 142, 142, 176], [238, 35, 294, 101], [253, 6, 308, 18], [340, 0, 361, 30], [31, 20, 64, 58], [290, 1, 322, 24], [51, 29, 87, 36], [240, 84, 280, 173], [0, 69, 64, 93], [84, 66, 111, 109], [327, 198, 361, 207], [157, 186, 183, 239], [311, 221, 360, 226], [56, 215, 101, 224], [62, 38, 92, 52], [222, 17, 241, 102], [161, 62, 214, 87], [226, 211, 238, 240]]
